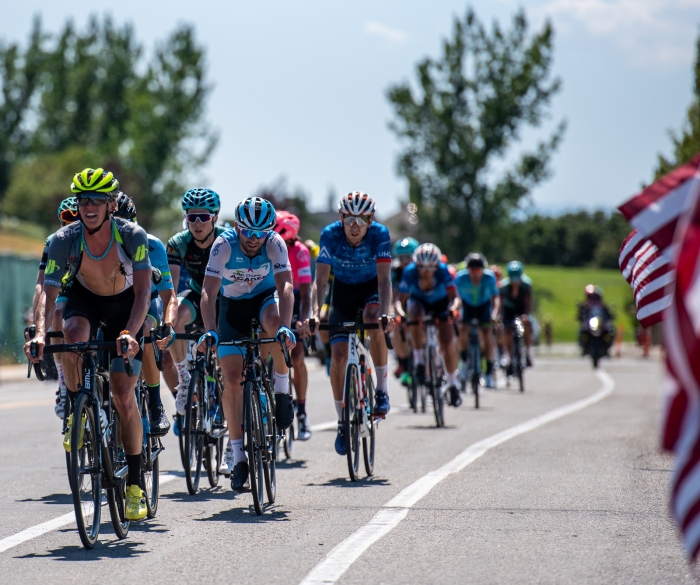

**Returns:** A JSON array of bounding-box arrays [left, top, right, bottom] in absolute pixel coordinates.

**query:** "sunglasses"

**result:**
[[60, 209, 79, 223], [78, 197, 108, 207], [186, 213, 214, 224], [238, 226, 270, 240], [342, 215, 369, 227]]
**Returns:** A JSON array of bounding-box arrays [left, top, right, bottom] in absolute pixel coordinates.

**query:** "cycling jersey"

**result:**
[[148, 234, 173, 294], [454, 268, 499, 307], [317, 221, 391, 284], [391, 260, 404, 291], [500, 274, 532, 318], [399, 262, 456, 304], [44, 219, 151, 291], [166, 226, 229, 294], [287, 240, 311, 290], [39, 234, 52, 271], [205, 230, 290, 300]]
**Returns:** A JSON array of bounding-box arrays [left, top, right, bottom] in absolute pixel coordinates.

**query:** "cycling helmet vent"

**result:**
[[70, 168, 119, 197], [236, 197, 276, 230], [338, 191, 375, 216], [181, 188, 221, 214], [413, 243, 441, 267], [114, 192, 137, 220]]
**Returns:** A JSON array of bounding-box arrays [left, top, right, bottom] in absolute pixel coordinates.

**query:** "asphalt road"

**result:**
[[0, 354, 693, 584]]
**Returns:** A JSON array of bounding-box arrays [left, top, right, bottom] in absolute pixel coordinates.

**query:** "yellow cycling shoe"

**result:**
[[63, 412, 86, 452], [125, 484, 147, 521]]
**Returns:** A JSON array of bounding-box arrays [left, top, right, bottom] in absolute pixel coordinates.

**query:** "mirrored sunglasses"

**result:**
[[186, 213, 214, 224], [342, 215, 369, 227], [78, 197, 108, 207], [238, 226, 270, 240]]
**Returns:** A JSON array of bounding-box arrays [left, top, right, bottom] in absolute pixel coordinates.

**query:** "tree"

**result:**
[[654, 34, 700, 179], [0, 16, 217, 229], [386, 8, 565, 260]]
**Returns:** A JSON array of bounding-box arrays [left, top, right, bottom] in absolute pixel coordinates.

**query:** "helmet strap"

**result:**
[[192, 225, 215, 245]]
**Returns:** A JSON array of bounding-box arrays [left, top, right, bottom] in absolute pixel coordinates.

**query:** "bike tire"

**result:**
[[184, 372, 204, 495], [283, 378, 295, 459], [515, 336, 525, 392], [245, 381, 265, 515], [471, 345, 480, 410], [69, 393, 102, 549], [429, 346, 445, 427], [144, 437, 159, 518], [362, 372, 376, 476], [263, 387, 277, 503], [344, 364, 361, 481], [106, 407, 130, 539]]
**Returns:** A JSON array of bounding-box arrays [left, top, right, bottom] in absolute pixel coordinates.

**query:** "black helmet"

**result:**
[[114, 192, 137, 221], [465, 252, 486, 269]]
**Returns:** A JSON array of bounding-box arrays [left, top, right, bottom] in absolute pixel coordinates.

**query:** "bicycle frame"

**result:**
[[343, 327, 377, 436]]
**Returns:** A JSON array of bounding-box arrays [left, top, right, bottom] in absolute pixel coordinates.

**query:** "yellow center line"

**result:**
[[0, 398, 54, 411]]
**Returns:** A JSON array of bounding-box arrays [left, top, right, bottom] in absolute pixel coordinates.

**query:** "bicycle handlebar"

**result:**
[[219, 337, 292, 368], [307, 316, 393, 351]]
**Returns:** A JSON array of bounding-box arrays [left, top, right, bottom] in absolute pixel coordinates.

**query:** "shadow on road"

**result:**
[[196, 504, 291, 524], [306, 476, 391, 488], [14, 535, 150, 562], [17, 493, 73, 505], [160, 486, 231, 503], [276, 459, 308, 469]]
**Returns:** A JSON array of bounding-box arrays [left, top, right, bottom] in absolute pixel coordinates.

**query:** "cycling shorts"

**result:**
[[178, 288, 203, 326], [63, 280, 143, 375], [503, 306, 526, 327], [329, 277, 379, 345], [462, 301, 492, 327], [218, 287, 277, 358], [408, 296, 451, 320]]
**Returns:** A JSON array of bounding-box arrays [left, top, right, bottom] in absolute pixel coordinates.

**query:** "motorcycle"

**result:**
[[579, 305, 614, 369]]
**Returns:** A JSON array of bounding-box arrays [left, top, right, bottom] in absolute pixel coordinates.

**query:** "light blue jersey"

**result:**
[[455, 268, 499, 307], [205, 229, 290, 300], [148, 234, 173, 294]]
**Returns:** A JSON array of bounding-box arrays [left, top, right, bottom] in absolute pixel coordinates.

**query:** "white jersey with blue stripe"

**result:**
[[205, 230, 290, 299]]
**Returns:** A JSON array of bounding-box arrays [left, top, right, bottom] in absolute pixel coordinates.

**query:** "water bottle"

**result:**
[[260, 392, 268, 425]]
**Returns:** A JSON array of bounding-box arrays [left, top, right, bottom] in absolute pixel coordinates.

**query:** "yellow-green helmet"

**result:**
[[70, 168, 119, 197]]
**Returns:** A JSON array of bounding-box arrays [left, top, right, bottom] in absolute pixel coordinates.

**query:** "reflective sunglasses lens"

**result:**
[[78, 197, 107, 207], [343, 215, 368, 227], [186, 213, 213, 223], [240, 227, 268, 239]]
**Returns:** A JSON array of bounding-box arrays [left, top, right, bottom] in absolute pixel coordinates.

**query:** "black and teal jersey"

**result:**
[[166, 226, 229, 294]]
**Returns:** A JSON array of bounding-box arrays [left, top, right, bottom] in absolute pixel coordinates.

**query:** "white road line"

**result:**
[[299, 370, 615, 585], [0, 473, 179, 554]]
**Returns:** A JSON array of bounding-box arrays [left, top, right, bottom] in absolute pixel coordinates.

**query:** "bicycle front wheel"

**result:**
[[362, 373, 375, 476], [429, 346, 445, 427], [69, 393, 102, 549], [344, 364, 361, 481], [245, 382, 265, 515], [263, 388, 277, 504], [184, 372, 204, 495], [105, 407, 130, 539]]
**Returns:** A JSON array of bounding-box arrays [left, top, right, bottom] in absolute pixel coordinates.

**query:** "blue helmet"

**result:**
[[181, 188, 221, 214], [507, 260, 524, 281], [235, 197, 276, 230]]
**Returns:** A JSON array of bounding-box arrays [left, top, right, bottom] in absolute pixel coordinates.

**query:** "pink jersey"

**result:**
[[288, 240, 312, 290]]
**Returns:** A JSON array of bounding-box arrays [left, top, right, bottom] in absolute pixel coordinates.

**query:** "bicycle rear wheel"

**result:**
[[429, 346, 445, 427], [106, 407, 130, 539], [283, 379, 295, 459], [362, 372, 375, 476], [245, 381, 265, 515], [70, 393, 102, 549], [344, 364, 361, 481], [184, 372, 204, 495], [263, 387, 277, 503]]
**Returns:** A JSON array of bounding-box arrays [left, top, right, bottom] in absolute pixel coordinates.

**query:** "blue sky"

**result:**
[[2, 1, 699, 219]]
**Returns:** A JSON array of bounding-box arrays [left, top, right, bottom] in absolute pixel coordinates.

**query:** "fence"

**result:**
[[0, 254, 38, 363]]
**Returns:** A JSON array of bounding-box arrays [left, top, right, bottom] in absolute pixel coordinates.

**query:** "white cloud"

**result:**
[[363, 21, 408, 43], [540, 0, 700, 67]]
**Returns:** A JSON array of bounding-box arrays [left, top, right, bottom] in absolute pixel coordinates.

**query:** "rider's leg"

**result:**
[[364, 303, 387, 387], [171, 300, 194, 387], [319, 303, 331, 374], [61, 316, 91, 400], [162, 349, 179, 397], [291, 340, 307, 405], [407, 301, 426, 382], [261, 302, 295, 430], [330, 341, 348, 415], [111, 371, 144, 485], [482, 326, 496, 382], [392, 320, 410, 378], [438, 320, 458, 381], [51, 302, 67, 417]]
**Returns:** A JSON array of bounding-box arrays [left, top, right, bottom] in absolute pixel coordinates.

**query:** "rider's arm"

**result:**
[[397, 292, 409, 317], [298, 282, 311, 325], [491, 292, 501, 320], [37, 285, 59, 340], [377, 261, 392, 316], [275, 271, 295, 328], [447, 287, 459, 313], [32, 269, 45, 321], [160, 288, 178, 327], [311, 263, 331, 319], [200, 274, 220, 334], [125, 269, 151, 336]]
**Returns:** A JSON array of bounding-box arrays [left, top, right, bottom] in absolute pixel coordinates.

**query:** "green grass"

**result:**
[[527, 265, 635, 343]]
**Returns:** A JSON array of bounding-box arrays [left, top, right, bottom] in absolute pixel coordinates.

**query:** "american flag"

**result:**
[[618, 153, 700, 326]]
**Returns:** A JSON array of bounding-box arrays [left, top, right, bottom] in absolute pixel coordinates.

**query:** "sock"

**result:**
[[232, 438, 247, 464], [375, 365, 388, 392], [486, 360, 494, 375], [413, 349, 424, 365], [56, 361, 66, 388], [175, 359, 190, 389], [460, 350, 467, 362], [334, 400, 343, 421], [449, 370, 460, 386], [297, 400, 306, 417], [147, 383, 162, 410], [126, 454, 141, 487], [274, 371, 290, 394]]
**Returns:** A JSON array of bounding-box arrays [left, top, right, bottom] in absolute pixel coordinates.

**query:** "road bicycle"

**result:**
[[506, 317, 526, 393], [217, 319, 291, 515], [461, 318, 482, 409], [310, 315, 392, 481], [265, 352, 295, 460], [28, 337, 161, 549]]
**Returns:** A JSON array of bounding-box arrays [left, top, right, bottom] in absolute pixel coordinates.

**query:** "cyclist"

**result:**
[[490, 264, 506, 366], [391, 237, 419, 386], [398, 243, 461, 407], [24, 168, 151, 521], [198, 197, 296, 492], [32, 197, 79, 419], [274, 210, 313, 440], [500, 261, 533, 368], [455, 253, 500, 389], [113, 193, 176, 435], [166, 189, 228, 417], [304, 191, 394, 456]]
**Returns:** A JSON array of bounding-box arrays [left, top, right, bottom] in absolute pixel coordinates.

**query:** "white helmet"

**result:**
[[413, 243, 441, 267], [338, 191, 376, 216]]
